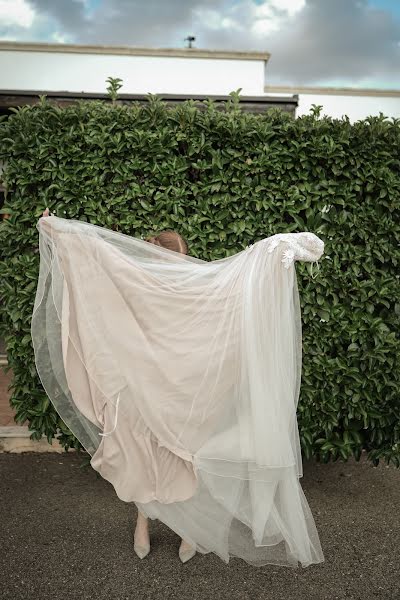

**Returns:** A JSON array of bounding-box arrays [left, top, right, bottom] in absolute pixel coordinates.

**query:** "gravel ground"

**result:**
[[0, 450, 399, 600]]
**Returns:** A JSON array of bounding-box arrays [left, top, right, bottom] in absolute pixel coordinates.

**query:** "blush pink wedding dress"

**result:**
[[31, 215, 325, 568]]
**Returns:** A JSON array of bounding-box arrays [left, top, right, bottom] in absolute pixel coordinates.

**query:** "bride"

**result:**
[[31, 207, 325, 568]]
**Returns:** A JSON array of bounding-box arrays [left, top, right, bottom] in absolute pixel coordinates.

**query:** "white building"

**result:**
[[0, 41, 296, 115], [0, 41, 399, 121], [0, 41, 268, 96], [265, 85, 400, 122]]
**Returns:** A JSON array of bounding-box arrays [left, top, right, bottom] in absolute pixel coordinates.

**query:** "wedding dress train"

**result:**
[[31, 215, 325, 567]]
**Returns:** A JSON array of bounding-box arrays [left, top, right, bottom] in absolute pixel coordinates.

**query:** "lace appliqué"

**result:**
[[265, 232, 324, 270]]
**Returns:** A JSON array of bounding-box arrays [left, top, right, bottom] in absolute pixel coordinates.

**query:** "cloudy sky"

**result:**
[[0, 0, 399, 87]]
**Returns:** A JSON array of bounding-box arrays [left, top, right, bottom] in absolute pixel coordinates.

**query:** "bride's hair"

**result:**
[[146, 230, 188, 255]]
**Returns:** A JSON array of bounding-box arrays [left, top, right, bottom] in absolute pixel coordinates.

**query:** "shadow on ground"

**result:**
[[0, 450, 399, 600]]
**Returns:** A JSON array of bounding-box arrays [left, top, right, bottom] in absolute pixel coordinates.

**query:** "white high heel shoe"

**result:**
[[133, 514, 150, 559], [179, 539, 196, 563], [134, 540, 150, 559]]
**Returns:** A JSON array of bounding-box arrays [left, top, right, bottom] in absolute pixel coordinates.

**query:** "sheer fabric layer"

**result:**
[[31, 215, 324, 567]]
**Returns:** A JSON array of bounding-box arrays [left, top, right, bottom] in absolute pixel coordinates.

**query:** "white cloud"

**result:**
[[252, 2, 280, 35], [0, 0, 35, 28], [268, 0, 306, 17], [251, 17, 279, 36], [221, 17, 240, 30], [192, 7, 228, 31], [198, 0, 400, 86], [51, 30, 71, 43], [195, 1, 306, 42]]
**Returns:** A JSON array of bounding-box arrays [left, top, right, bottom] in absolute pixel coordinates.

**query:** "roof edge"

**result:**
[[0, 41, 270, 61], [0, 89, 296, 103], [264, 85, 400, 97]]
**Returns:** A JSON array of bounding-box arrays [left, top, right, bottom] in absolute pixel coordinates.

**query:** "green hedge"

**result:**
[[0, 90, 399, 467]]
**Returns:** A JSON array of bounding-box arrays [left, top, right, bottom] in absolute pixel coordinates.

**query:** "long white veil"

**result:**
[[31, 215, 325, 567]]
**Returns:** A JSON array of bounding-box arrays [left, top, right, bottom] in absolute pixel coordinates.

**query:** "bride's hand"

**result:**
[[39, 207, 54, 234]]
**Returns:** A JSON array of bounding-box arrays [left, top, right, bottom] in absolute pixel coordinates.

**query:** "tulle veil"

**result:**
[[31, 215, 325, 568]]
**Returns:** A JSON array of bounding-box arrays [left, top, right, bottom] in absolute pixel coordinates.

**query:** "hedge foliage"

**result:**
[[0, 89, 399, 467]]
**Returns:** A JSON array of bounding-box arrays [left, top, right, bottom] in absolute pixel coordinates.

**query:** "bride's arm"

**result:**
[[265, 232, 325, 269], [37, 207, 57, 235]]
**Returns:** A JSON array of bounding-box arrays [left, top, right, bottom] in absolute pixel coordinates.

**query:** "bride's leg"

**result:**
[[179, 538, 196, 564], [134, 508, 195, 562], [134, 510, 150, 559]]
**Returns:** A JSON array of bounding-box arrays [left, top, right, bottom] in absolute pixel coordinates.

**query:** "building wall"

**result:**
[[3, 43, 399, 121], [265, 87, 400, 122], [0, 45, 266, 96]]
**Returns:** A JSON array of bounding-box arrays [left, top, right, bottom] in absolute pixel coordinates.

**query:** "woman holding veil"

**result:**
[[31, 207, 325, 568]]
